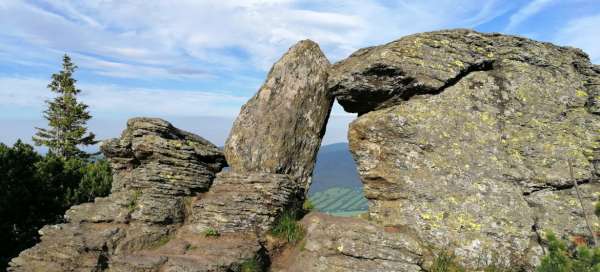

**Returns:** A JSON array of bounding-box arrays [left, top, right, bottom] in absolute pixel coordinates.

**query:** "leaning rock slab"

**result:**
[[224, 40, 333, 191], [346, 30, 600, 269]]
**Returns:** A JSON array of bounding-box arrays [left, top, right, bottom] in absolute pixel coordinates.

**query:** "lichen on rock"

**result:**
[[344, 29, 600, 269]]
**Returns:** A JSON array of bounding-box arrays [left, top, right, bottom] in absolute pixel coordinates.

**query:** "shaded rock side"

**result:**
[[347, 30, 600, 269], [224, 40, 333, 192], [191, 171, 301, 234], [9, 118, 227, 272], [271, 213, 424, 272], [329, 29, 598, 115]]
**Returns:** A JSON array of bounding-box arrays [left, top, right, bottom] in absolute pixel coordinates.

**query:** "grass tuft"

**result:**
[[271, 209, 304, 244], [431, 251, 465, 272]]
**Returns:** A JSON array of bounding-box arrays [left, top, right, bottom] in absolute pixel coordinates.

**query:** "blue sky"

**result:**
[[1, 0, 600, 147]]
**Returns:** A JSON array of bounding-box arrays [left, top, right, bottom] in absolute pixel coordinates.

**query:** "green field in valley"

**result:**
[[308, 187, 368, 216]]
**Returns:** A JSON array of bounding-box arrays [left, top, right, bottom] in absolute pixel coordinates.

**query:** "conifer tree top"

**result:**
[[33, 54, 96, 159]]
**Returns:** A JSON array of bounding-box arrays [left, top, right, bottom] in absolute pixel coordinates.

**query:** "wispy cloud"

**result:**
[[505, 0, 556, 31], [555, 13, 600, 64], [0, 0, 511, 79]]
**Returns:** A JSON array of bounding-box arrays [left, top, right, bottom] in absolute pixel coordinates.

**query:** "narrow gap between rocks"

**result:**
[[306, 101, 368, 217]]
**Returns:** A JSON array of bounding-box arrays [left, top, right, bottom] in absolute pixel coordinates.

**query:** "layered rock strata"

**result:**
[[9, 118, 234, 272]]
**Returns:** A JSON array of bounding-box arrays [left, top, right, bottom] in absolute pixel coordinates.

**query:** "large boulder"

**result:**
[[224, 40, 333, 192], [329, 29, 600, 115], [344, 29, 600, 269]]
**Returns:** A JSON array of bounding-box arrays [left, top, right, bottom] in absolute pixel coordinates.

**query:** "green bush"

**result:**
[[537, 232, 600, 272], [271, 209, 305, 244], [203, 228, 220, 237], [595, 201, 600, 218], [0, 141, 112, 270]]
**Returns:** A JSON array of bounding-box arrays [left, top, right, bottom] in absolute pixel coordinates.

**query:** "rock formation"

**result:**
[[10, 30, 600, 272], [340, 29, 600, 269], [192, 40, 333, 234], [9, 118, 231, 271]]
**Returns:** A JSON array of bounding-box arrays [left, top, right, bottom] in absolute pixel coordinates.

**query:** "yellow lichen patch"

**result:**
[[452, 60, 465, 68], [576, 89, 588, 97], [479, 112, 496, 126], [452, 213, 482, 232]]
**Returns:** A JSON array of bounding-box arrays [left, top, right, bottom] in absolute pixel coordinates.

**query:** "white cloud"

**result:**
[[0, 76, 247, 117], [505, 0, 556, 31], [555, 13, 600, 64]]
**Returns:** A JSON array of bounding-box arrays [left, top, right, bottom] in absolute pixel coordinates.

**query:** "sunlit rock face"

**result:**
[[342, 29, 600, 269]]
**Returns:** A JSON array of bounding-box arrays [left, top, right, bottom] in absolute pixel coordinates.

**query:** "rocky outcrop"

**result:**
[[224, 39, 333, 191], [9, 118, 230, 272], [344, 29, 600, 269]]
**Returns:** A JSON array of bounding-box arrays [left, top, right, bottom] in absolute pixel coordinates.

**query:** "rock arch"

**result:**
[[10, 29, 600, 272]]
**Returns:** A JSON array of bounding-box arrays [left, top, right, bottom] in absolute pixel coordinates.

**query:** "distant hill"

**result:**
[[308, 143, 367, 216], [309, 142, 363, 194]]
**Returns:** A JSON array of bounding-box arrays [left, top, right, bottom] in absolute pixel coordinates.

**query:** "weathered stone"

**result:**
[[103, 117, 225, 195], [9, 223, 126, 272], [224, 40, 333, 191], [65, 192, 133, 224], [329, 29, 596, 115], [192, 171, 301, 234], [526, 183, 600, 244], [272, 213, 424, 272], [108, 228, 263, 272], [10, 118, 226, 272], [346, 29, 600, 269]]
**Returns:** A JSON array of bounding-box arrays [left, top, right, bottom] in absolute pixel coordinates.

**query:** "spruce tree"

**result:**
[[33, 54, 97, 159]]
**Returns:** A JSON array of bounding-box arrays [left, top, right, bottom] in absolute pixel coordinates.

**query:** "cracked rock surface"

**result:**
[[345, 29, 600, 269]]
